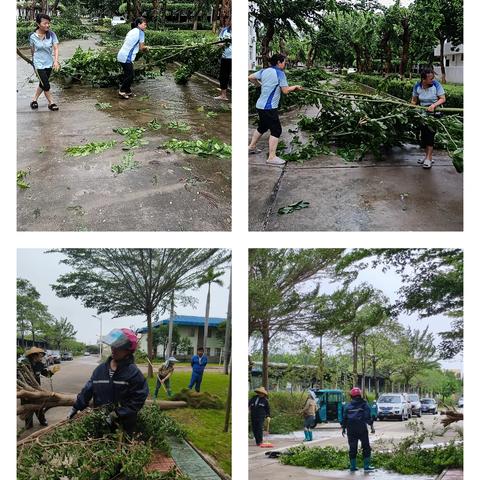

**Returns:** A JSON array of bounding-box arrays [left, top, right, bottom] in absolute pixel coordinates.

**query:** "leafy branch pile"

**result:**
[[162, 139, 232, 159], [282, 87, 463, 172], [170, 389, 224, 409], [280, 442, 463, 475], [17, 405, 189, 480], [65, 140, 117, 157]]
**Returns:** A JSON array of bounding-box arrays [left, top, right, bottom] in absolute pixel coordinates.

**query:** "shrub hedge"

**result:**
[[353, 73, 463, 109], [17, 20, 88, 46]]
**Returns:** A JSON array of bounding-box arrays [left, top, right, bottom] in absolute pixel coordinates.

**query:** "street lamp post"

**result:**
[[92, 315, 103, 359]]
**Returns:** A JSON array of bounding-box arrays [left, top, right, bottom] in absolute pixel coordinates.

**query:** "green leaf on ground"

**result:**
[[111, 151, 139, 175], [206, 111, 218, 118], [162, 138, 231, 158], [95, 102, 112, 110], [168, 121, 191, 132], [65, 141, 116, 157], [147, 118, 161, 130], [17, 170, 30, 189], [278, 200, 310, 215]]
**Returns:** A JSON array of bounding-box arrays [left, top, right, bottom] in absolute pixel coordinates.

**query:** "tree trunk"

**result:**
[[360, 338, 366, 394], [160, 0, 167, 27], [152, 0, 159, 28], [223, 357, 232, 432], [30, 0, 36, 21], [220, 0, 231, 28], [223, 268, 232, 374], [352, 336, 358, 386], [134, 0, 142, 18], [261, 323, 269, 388], [53, 0, 60, 15], [41, 0, 47, 13], [354, 45, 362, 72], [127, 0, 132, 20], [212, 0, 220, 33], [146, 311, 153, 378], [203, 283, 211, 351], [166, 292, 175, 359], [318, 335, 324, 389], [399, 17, 410, 78], [306, 45, 316, 68], [381, 32, 392, 75], [439, 37, 446, 83], [372, 357, 378, 399], [261, 23, 275, 68]]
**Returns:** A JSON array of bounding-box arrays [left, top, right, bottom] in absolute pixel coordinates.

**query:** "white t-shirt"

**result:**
[[117, 28, 145, 64]]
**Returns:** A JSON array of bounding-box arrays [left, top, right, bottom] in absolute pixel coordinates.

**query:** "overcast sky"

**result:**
[[17, 249, 230, 346], [255, 255, 463, 372], [378, 0, 414, 6]]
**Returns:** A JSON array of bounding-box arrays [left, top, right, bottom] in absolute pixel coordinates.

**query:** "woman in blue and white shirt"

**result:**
[[29, 14, 60, 111], [117, 17, 148, 98], [411, 68, 446, 169], [215, 21, 232, 101]]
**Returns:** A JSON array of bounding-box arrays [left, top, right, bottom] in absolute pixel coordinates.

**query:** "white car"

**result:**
[[377, 393, 410, 421], [84, 351, 91, 356], [347, 67, 357, 74], [111, 16, 126, 27], [458, 396, 464, 408]]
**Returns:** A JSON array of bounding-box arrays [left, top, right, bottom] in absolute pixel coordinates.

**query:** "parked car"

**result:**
[[51, 350, 62, 364], [84, 351, 91, 356], [420, 398, 438, 414], [405, 393, 422, 417], [458, 396, 464, 408], [111, 16, 126, 26], [347, 67, 357, 74], [377, 393, 410, 421], [61, 351, 73, 361], [44, 350, 55, 366]]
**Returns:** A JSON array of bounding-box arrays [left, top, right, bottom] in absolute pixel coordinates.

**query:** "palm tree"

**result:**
[[197, 267, 224, 353]]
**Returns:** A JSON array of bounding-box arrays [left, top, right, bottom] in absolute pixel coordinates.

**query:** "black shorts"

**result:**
[[37, 68, 52, 92], [219, 58, 232, 90], [419, 124, 436, 148], [257, 108, 282, 138]]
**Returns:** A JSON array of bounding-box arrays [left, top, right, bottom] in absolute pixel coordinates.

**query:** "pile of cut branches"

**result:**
[[170, 389, 224, 409], [17, 405, 190, 480]]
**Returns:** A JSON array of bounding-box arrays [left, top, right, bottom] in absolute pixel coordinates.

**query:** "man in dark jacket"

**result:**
[[341, 387, 375, 472], [68, 328, 149, 436], [188, 346, 208, 392], [248, 386, 271, 446]]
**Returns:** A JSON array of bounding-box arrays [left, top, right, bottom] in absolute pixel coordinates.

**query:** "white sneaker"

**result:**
[[266, 156, 286, 166], [417, 157, 426, 164], [423, 159, 433, 169]]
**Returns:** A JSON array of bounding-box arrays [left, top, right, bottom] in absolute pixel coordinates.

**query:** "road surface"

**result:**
[[249, 413, 463, 480]]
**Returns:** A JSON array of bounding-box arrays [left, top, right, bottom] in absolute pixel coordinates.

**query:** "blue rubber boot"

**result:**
[[364, 457, 375, 472], [349, 459, 358, 472], [304, 430, 309, 441], [308, 430, 313, 441]]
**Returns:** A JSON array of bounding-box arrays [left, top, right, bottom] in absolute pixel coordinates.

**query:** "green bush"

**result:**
[[353, 73, 463, 109], [263, 392, 305, 434], [17, 20, 88, 46], [281, 442, 463, 475]]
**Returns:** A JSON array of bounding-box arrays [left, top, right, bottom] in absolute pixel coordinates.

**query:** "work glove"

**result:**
[[371, 426, 375, 434], [106, 410, 119, 427], [67, 407, 77, 420], [342, 428, 346, 437], [50, 365, 61, 374]]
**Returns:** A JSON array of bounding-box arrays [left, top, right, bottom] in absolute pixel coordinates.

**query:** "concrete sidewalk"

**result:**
[[249, 122, 462, 232]]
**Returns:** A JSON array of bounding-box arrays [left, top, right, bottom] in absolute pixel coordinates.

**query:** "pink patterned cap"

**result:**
[[102, 328, 139, 352]]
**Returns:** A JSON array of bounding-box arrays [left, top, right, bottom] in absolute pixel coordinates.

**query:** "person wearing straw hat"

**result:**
[[249, 386, 271, 446], [302, 389, 318, 442], [19, 347, 60, 429], [154, 356, 178, 399], [67, 328, 148, 436]]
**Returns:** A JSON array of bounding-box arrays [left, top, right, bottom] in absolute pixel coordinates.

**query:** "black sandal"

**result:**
[[48, 103, 59, 111], [30, 101, 38, 109]]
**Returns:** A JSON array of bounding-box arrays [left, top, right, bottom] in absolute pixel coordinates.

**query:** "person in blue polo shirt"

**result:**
[[411, 68, 446, 169], [214, 21, 232, 101], [29, 14, 60, 111], [248, 54, 302, 165], [188, 346, 208, 392], [117, 17, 149, 99]]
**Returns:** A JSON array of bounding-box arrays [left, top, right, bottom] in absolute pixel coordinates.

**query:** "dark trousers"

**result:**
[[37, 67, 52, 92], [154, 377, 171, 397], [219, 58, 232, 90], [420, 124, 436, 148], [257, 108, 282, 138], [347, 427, 371, 460], [251, 415, 265, 445], [120, 62, 134, 93], [188, 371, 204, 392]]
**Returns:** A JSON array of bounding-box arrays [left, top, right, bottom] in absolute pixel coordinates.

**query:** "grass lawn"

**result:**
[[147, 370, 231, 476]]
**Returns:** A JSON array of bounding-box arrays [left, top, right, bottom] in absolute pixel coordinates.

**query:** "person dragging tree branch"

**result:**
[[248, 54, 302, 165], [67, 328, 148, 436]]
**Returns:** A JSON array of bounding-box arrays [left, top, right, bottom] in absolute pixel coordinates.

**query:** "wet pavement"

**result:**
[[249, 108, 463, 231], [249, 415, 461, 480], [17, 36, 231, 231]]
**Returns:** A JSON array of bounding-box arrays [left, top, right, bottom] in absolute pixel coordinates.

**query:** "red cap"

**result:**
[[350, 387, 362, 397]]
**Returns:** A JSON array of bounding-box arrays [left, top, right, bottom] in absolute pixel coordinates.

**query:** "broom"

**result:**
[[259, 416, 274, 448]]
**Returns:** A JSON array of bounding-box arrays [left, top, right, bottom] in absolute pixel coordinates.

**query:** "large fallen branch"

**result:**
[[441, 410, 464, 427]]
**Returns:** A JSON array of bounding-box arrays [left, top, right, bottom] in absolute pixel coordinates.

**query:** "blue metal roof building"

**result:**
[[136, 315, 225, 333]]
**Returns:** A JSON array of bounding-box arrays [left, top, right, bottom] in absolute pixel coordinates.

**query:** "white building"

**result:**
[[434, 41, 463, 84]]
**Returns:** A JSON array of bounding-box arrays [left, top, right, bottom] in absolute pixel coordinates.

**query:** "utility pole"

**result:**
[[223, 267, 232, 374], [166, 291, 175, 359], [92, 315, 103, 359]]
